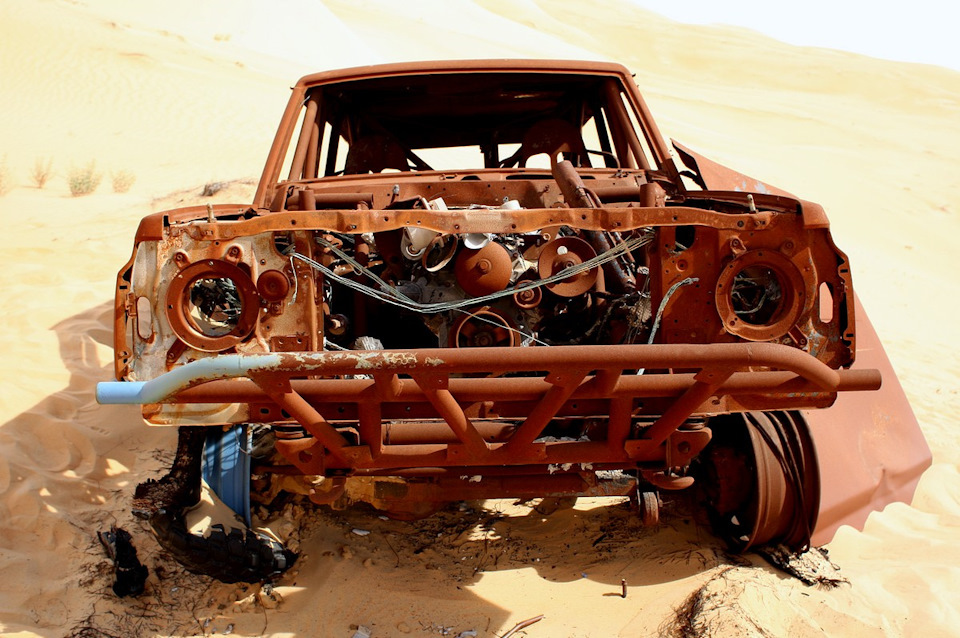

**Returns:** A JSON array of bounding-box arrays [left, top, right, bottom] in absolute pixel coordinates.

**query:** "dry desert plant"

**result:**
[[201, 181, 224, 196], [111, 169, 136, 193], [68, 161, 102, 196], [32, 156, 54, 189]]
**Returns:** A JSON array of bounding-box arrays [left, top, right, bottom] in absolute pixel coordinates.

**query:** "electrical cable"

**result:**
[[290, 233, 651, 316]]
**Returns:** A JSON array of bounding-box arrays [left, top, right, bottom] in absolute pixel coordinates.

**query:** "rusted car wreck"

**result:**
[[98, 60, 930, 582]]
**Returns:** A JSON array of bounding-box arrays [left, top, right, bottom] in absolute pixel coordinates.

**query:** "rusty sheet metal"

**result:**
[[161, 204, 774, 239], [807, 294, 931, 545], [672, 140, 797, 198]]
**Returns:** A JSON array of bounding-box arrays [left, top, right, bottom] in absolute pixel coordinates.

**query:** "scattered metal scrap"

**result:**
[[501, 615, 545, 638], [756, 544, 846, 588]]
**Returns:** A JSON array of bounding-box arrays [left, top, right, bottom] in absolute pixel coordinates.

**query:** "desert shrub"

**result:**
[[32, 157, 54, 189], [68, 161, 102, 196], [201, 181, 224, 196], [111, 169, 136, 193]]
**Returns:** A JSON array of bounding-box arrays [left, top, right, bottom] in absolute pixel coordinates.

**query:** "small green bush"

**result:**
[[68, 161, 102, 196], [111, 169, 136, 193], [32, 157, 54, 189]]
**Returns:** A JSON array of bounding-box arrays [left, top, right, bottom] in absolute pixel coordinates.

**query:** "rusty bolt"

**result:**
[[517, 289, 536, 304]]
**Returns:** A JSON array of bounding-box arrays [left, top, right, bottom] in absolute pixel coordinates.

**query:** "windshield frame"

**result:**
[[254, 60, 675, 210]]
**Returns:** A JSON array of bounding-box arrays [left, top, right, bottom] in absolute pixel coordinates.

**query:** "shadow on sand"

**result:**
[[0, 302, 780, 637]]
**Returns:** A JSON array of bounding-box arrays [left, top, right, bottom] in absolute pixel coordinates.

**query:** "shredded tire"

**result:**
[[756, 544, 846, 588], [135, 426, 297, 583], [149, 512, 296, 584]]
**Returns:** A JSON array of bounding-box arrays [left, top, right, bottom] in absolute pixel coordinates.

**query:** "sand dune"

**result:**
[[1, 0, 959, 635]]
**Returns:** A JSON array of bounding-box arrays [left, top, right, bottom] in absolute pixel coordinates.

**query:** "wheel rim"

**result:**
[[201, 425, 252, 526], [702, 411, 819, 552]]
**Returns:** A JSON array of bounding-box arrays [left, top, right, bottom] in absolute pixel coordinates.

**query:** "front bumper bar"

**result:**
[[98, 342, 880, 473]]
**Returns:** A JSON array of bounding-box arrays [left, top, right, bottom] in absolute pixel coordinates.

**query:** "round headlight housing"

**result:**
[[715, 250, 805, 342], [166, 260, 260, 352]]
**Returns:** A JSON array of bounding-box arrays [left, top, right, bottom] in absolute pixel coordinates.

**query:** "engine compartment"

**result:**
[[118, 163, 854, 391]]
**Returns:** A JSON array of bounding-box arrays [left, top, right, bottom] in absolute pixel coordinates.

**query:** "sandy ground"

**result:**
[[1, 0, 959, 636]]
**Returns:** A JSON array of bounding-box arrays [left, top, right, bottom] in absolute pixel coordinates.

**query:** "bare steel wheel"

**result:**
[[637, 490, 660, 527], [699, 411, 820, 552]]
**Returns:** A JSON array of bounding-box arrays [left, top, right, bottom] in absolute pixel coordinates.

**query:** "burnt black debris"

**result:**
[[98, 527, 149, 597]]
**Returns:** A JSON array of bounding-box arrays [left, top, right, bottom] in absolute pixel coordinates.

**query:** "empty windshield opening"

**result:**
[[282, 72, 656, 179]]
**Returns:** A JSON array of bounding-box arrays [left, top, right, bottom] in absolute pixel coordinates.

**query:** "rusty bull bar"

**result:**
[[98, 342, 879, 473]]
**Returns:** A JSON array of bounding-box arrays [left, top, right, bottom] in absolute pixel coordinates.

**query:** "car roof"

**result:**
[[296, 59, 634, 88]]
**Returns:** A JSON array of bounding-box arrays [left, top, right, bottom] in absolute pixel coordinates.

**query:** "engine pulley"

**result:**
[[454, 241, 513, 297], [449, 307, 519, 348], [538, 236, 599, 297]]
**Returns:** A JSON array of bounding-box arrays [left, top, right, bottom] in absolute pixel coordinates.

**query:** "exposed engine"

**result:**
[[305, 197, 657, 354]]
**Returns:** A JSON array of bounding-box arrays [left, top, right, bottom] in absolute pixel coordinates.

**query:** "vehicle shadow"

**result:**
[[0, 301, 181, 635], [0, 302, 512, 637], [0, 301, 771, 637], [320, 488, 747, 590]]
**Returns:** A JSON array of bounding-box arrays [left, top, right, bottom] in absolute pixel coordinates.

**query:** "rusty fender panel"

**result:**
[[807, 294, 931, 545], [672, 140, 797, 199]]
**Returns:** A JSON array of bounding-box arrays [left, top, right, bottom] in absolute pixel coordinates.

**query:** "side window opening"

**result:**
[[279, 101, 310, 181], [581, 111, 619, 169], [617, 91, 656, 170]]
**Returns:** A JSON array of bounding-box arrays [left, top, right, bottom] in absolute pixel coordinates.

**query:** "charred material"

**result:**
[[133, 427, 206, 518], [148, 514, 295, 585], [97, 527, 149, 598]]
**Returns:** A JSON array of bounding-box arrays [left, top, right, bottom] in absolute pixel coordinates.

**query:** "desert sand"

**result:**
[[1, 0, 958, 636]]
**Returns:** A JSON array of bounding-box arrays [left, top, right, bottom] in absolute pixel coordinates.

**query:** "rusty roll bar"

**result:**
[[97, 342, 879, 472], [97, 342, 858, 406]]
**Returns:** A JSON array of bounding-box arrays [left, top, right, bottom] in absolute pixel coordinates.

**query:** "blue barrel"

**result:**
[[201, 425, 252, 526]]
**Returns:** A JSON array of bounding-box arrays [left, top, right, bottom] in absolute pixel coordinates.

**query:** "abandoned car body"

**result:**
[[98, 60, 931, 581]]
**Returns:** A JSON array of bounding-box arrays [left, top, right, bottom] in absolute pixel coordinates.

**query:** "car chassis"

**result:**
[[98, 60, 930, 581]]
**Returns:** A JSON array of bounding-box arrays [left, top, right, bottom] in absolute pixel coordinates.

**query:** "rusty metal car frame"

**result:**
[[98, 60, 930, 571]]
